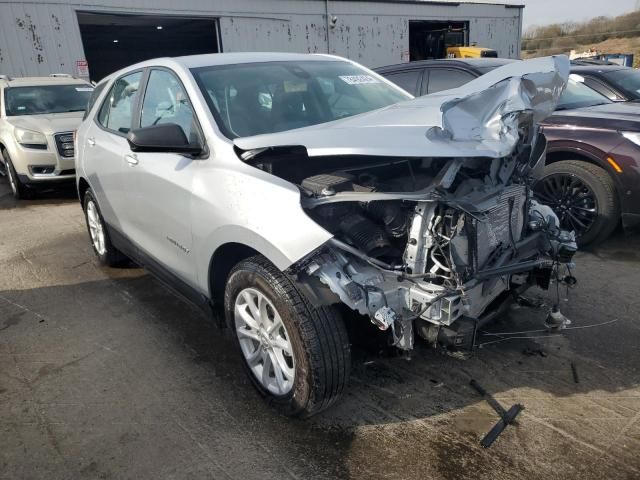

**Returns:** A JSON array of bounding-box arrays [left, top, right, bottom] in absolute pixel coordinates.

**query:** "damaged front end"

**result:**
[[236, 56, 575, 355]]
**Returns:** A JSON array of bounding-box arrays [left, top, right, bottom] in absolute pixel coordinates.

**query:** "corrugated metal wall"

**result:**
[[0, 0, 522, 78]]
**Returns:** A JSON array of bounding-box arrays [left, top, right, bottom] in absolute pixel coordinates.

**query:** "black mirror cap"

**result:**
[[127, 123, 202, 155]]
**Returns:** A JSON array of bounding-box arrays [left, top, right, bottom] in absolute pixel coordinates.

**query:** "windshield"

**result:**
[[556, 77, 611, 110], [4, 84, 93, 116], [191, 60, 410, 138], [602, 68, 640, 99]]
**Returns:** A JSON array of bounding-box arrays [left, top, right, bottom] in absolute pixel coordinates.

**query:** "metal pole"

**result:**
[[325, 0, 331, 53]]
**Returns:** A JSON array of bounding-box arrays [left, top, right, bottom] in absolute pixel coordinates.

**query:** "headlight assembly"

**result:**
[[622, 131, 640, 147], [14, 127, 47, 146]]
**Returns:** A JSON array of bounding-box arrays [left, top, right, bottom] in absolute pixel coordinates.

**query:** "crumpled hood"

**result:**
[[234, 56, 569, 159], [6, 111, 85, 136]]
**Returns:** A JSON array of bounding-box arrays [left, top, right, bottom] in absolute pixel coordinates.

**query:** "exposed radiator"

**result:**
[[476, 185, 526, 268]]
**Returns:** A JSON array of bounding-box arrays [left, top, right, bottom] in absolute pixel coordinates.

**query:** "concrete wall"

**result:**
[[0, 0, 523, 78]]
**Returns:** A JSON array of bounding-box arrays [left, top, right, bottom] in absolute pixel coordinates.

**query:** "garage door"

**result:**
[[77, 12, 220, 82]]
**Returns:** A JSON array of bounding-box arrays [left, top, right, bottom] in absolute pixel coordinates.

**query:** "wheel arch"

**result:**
[[208, 242, 261, 305], [546, 149, 602, 166], [77, 177, 91, 206]]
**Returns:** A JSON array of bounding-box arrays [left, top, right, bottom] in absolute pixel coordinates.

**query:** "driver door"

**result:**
[[126, 68, 202, 285]]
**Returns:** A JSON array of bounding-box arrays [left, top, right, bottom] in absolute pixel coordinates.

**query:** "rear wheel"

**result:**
[[2, 148, 31, 200], [83, 189, 128, 266], [534, 160, 619, 246], [225, 255, 351, 417]]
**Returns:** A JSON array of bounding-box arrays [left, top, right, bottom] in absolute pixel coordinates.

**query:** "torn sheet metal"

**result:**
[[234, 56, 570, 159]]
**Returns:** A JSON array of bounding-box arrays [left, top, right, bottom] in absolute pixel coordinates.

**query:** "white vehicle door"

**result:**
[[126, 68, 201, 285], [83, 70, 144, 235]]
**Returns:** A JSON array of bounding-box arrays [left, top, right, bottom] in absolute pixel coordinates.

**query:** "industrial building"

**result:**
[[0, 0, 524, 82]]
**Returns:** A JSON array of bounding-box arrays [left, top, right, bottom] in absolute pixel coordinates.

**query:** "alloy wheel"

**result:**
[[86, 200, 106, 255], [535, 173, 598, 237], [234, 287, 295, 395]]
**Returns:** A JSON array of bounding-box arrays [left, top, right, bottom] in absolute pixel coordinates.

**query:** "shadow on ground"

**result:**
[[0, 175, 77, 211]]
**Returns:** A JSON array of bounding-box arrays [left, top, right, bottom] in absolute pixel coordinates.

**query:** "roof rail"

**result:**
[[0, 74, 12, 81], [49, 73, 74, 78]]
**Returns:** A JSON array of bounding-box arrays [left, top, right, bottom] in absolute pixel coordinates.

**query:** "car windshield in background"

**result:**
[[192, 60, 410, 138], [602, 68, 640, 99], [556, 78, 611, 110], [4, 85, 93, 116]]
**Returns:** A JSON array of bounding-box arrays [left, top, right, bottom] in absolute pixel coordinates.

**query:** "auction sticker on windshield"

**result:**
[[339, 75, 380, 85]]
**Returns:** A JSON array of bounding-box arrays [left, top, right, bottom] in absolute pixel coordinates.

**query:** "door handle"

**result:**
[[125, 153, 139, 166], [87, 137, 95, 146]]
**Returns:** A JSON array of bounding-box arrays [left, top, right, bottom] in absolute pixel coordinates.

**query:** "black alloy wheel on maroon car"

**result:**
[[534, 160, 619, 246]]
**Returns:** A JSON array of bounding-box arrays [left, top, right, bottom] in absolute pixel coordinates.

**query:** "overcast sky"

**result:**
[[522, 0, 639, 29]]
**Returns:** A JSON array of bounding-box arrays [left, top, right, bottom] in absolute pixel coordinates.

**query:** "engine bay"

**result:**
[[238, 133, 578, 354]]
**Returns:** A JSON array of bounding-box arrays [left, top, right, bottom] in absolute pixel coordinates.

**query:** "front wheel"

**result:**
[[225, 255, 351, 417], [2, 149, 31, 200], [534, 160, 619, 247]]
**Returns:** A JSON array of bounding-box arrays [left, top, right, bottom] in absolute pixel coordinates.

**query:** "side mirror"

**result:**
[[127, 123, 202, 155]]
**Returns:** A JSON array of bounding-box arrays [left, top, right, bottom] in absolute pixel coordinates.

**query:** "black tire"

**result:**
[[534, 160, 619, 247], [2, 148, 32, 200], [225, 255, 351, 417], [82, 189, 128, 267]]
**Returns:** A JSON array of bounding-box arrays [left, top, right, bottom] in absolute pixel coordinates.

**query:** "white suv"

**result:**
[[76, 53, 576, 416], [0, 74, 93, 198]]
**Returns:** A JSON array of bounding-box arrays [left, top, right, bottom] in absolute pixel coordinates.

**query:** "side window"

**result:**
[[384, 70, 421, 96], [582, 76, 624, 101], [427, 69, 476, 94], [97, 71, 142, 134], [141, 69, 199, 143], [83, 82, 106, 120]]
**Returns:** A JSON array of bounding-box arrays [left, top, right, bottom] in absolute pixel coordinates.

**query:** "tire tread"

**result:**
[[227, 255, 350, 416]]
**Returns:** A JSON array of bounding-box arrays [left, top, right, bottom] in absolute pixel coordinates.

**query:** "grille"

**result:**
[[476, 185, 526, 267], [54, 132, 74, 158]]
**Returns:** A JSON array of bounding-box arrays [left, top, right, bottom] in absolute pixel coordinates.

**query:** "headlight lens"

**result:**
[[14, 127, 47, 146], [622, 131, 640, 147]]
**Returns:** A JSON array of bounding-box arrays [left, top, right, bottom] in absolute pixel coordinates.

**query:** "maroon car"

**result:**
[[376, 59, 640, 246]]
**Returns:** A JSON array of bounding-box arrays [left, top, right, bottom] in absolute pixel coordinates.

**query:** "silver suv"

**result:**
[[76, 53, 577, 416], [0, 74, 94, 198]]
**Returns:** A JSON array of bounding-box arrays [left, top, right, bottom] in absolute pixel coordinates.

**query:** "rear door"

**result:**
[[126, 67, 203, 285], [422, 68, 477, 95], [82, 70, 144, 234], [383, 69, 423, 96]]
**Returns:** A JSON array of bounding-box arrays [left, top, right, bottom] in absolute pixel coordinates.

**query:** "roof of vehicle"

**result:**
[[96, 52, 356, 85], [0, 75, 90, 88], [171, 52, 343, 69], [570, 65, 630, 74], [374, 58, 518, 73]]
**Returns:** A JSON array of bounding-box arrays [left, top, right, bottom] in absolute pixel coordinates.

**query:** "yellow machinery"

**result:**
[[446, 46, 498, 59]]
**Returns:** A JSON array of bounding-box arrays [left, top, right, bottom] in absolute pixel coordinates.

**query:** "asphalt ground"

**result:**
[[1, 177, 639, 480]]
